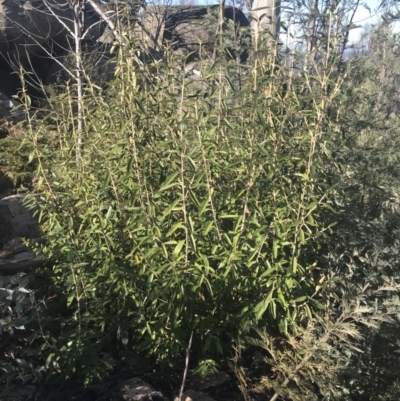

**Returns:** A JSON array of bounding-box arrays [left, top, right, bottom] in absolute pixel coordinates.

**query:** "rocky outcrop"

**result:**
[[0, 0, 101, 64], [132, 5, 250, 63], [0, 0, 103, 96], [45, 41, 116, 86], [1, 4, 250, 95], [0, 91, 23, 123], [110, 378, 164, 401], [47, 5, 250, 87], [0, 237, 44, 274], [0, 194, 39, 247]]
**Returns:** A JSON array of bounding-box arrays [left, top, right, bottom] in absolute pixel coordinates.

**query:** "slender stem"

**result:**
[[178, 331, 194, 401], [339, 0, 360, 72], [307, 0, 318, 55], [73, 0, 84, 163]]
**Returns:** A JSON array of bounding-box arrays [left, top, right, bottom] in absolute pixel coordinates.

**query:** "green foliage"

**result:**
[[0, 272, 115, 387], [0, 121, 36, 189], [231, 295, 391, 401], [226, 17, 400, 401], [336, 24, 400, 219], [322, 23, 400, 399], [5, 4, 400, 399], [18, 21, 341, 383]]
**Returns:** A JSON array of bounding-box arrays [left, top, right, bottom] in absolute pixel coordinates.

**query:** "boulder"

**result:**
[[0, 0, 104, 96], [2, 3, 250, 94], [0, 194, 39, 247], [175, 390, 216, 401], [110, 378, 164, 401], [103, 5, 251, 63], [47, 5, 250, 86], [0, 0, 102, 64], [0, 91, 23, 123], [45, 41, 116, 86]]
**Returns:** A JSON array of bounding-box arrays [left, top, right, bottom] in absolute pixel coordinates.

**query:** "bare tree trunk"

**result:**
[[219, 0, 225, 46], [72, 0, 84, 163], [41, 0, 89, 162], [251, 0, 280, 39], [307, 0, 318, 55]]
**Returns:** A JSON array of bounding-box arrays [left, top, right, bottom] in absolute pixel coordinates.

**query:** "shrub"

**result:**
[[17, 19, 343, 383]]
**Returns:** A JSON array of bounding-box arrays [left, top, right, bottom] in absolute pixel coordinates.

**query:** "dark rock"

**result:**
[[1, 4, 250, 96], [133, 5, 250, 63], [110, 378, 165, 401], [45, 41, 115, 86], [0, 0, 102, 65], [0, 0, 103, 96], [174, 390, 217, 401], [0, 194, 39, 247], [0, 91, 23, 122], [187, 370, 231, 391]]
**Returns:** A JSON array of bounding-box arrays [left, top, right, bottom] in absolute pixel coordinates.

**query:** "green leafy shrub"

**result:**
[[231, 294, 392, 401], [217, 8, 400, 401], [0, 121, 36, 191], [17, 22, 343, 383], [231, 21, 400, 401], [8, 3, 400, 398]]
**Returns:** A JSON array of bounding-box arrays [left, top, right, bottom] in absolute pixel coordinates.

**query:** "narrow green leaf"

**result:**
[[46, 353, 56, 368], [203, 221, 214, 235], [100, 173, 111, 191], [259, 264, 276, 278], [207, 126, 217, 136], [160, 172, 179, 191], [135, 97, 146, 113], [256, 109, 267, 128], [105, 205, 113, 221], [279, 318, 288, 334], [292, 256, 297, 274], [67, 292, 75, 307], [126, 157, 134, 173], [254, 290, 273, 320], [306, 200, 318, 210], [312, 299, 325, 310], [223, 118, 235, 130], [299, 228, 305, 244], [161, 198, 181, 220], [257, 144, 270, 157], [304, 304, 313, 320], [173, 240, 185, 257], [273, 241, 278, 258], [166, 222, 185, 237], [199, 199, 210, 216]]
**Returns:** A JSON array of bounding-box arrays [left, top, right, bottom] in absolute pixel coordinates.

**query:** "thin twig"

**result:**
[[178, 331, 193, 401], [86, 0, 124, 43]]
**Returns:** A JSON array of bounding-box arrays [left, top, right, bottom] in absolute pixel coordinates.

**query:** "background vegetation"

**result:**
[[1, 1, 400, 400]]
